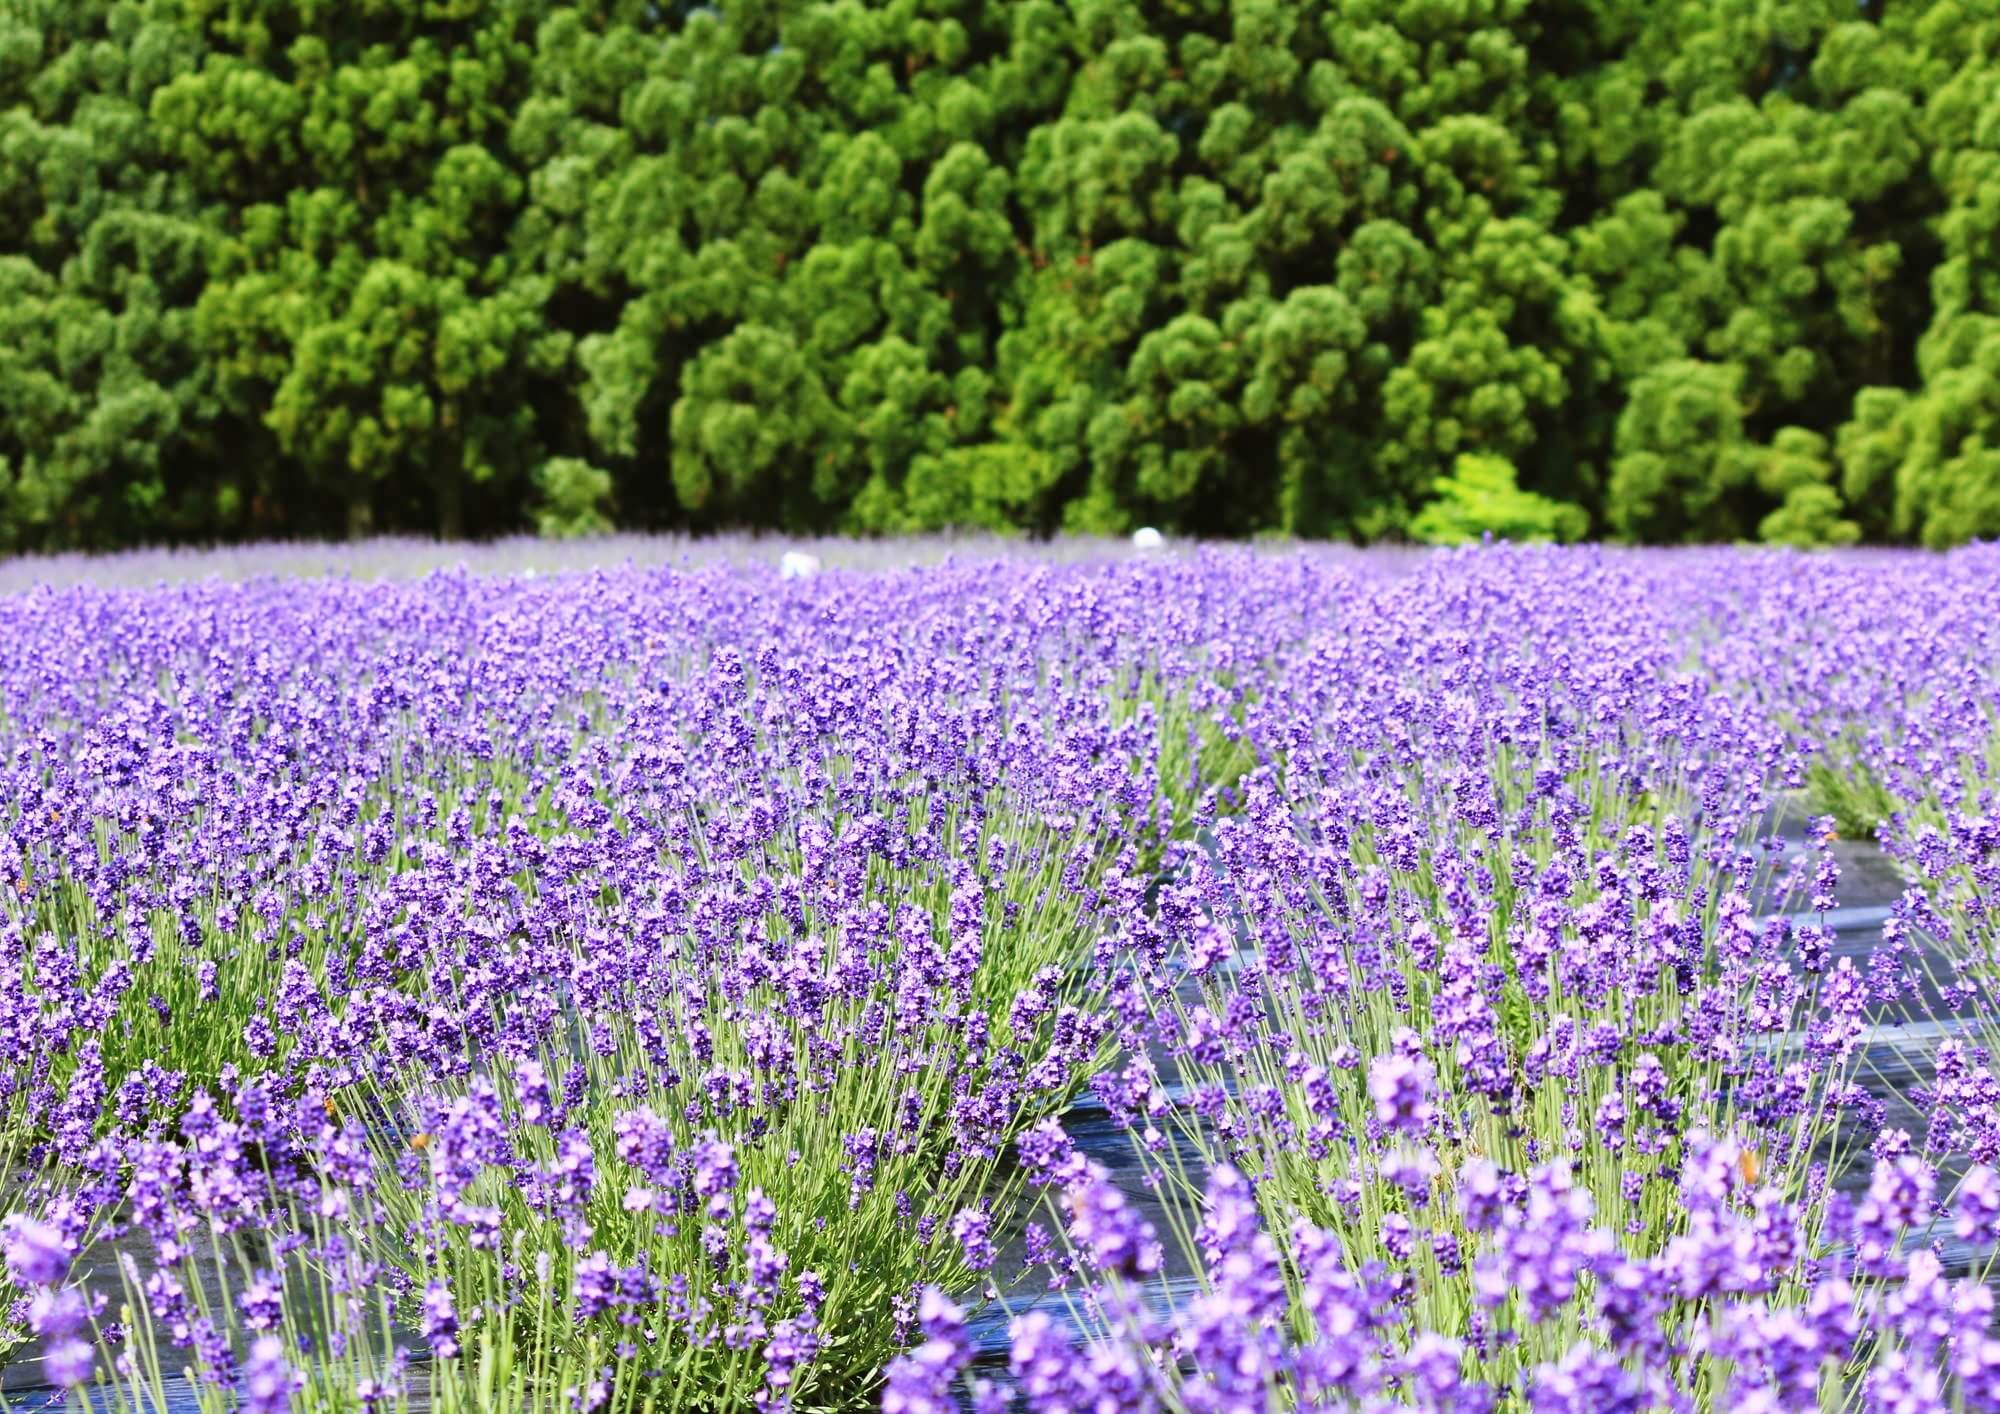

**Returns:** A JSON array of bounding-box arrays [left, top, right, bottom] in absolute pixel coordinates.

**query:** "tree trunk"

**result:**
[[346, 489, 374, 540]]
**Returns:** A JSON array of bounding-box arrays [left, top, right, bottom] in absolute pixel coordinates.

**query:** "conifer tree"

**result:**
[[1, 0, 1996, 546]]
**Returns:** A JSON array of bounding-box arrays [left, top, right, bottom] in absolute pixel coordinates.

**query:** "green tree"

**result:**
[[531, 455, 615, 535], [4, 0, 2000, 548], [1410, 451, 1588, 544], [0, 0, 220, 549], [1830, 1, 2000, 548], [152, 0, 563, 536]]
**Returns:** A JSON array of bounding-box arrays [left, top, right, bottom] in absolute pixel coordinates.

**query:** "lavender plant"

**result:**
[[4, 542, 1999, 1412], [935, 547, 2000, 1412], [0, 551, 1334, 1409]]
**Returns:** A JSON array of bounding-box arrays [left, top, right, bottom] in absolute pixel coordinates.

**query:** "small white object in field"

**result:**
[[1131, 526, 1165, 551], [779, 550, 821, 579]]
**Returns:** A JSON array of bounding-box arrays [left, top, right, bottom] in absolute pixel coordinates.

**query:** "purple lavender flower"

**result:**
[[692, 1134, 739, 1199], [882, 1342, 961, 1414], [883, 1289, 973, 1414], [1866, 1349, 1947, 1413], [1008, 1311, 1157, 1414], [2, 1216, 70, 1287], [952, 1209, 996, 1272], [26, 1287, 89, 1340], [1956, 1164, 2000, 1245], [1018, 1119, 1087, 1189], [514, 1057, 553, 1127], [1852, 1155, 1936, 1277], [612, 1107, 676, 1186], [41, 1336, 94, 1388], [1526, 1342, 1653, 1414], [240, 1271, 284, 1331], [1479, 1162, 1612, 1320], [421, 1280, 460, 1359], [1367, 1040, 1436, 1138], [239, 1336, 304, 1414], [1065, 1162, 1162, 1279], [1458, 1158, 1511, 1234], [1400, 1333, 1482, 1412]]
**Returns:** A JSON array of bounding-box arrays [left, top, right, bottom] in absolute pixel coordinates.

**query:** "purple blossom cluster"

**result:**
[[945, 546, 2000, 1411], [940, 1144, 2000, 1412], [0, 549, 1328, 1407], [0, 542, 1997, 1411]]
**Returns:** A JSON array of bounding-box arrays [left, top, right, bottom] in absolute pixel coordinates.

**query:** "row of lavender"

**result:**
[[1, 545, 1997, 1411], [898, 547, 2000, 1414]]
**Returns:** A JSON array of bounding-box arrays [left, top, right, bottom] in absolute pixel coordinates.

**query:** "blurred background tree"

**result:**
[[0, 0, 1993, 547], [1409, 452, 1588, 545]]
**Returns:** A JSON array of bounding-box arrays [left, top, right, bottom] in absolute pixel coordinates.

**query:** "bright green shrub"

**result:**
[[1411, 452, 1589, 545]]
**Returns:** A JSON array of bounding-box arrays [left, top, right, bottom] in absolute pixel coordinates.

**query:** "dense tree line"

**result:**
[[2, 0, 1997, 548]]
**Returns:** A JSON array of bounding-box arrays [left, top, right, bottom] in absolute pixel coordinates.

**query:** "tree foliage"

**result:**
[[2, 0, 1997, 546], [1410, 452, 1588, 545]]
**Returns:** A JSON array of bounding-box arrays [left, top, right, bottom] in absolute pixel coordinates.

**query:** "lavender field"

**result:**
[[3, 541, 2000, 1413]]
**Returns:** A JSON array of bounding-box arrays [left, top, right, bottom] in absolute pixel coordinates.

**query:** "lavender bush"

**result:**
[[942, 548, 2000, 1413], [1, 542, 1998, 1411]]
